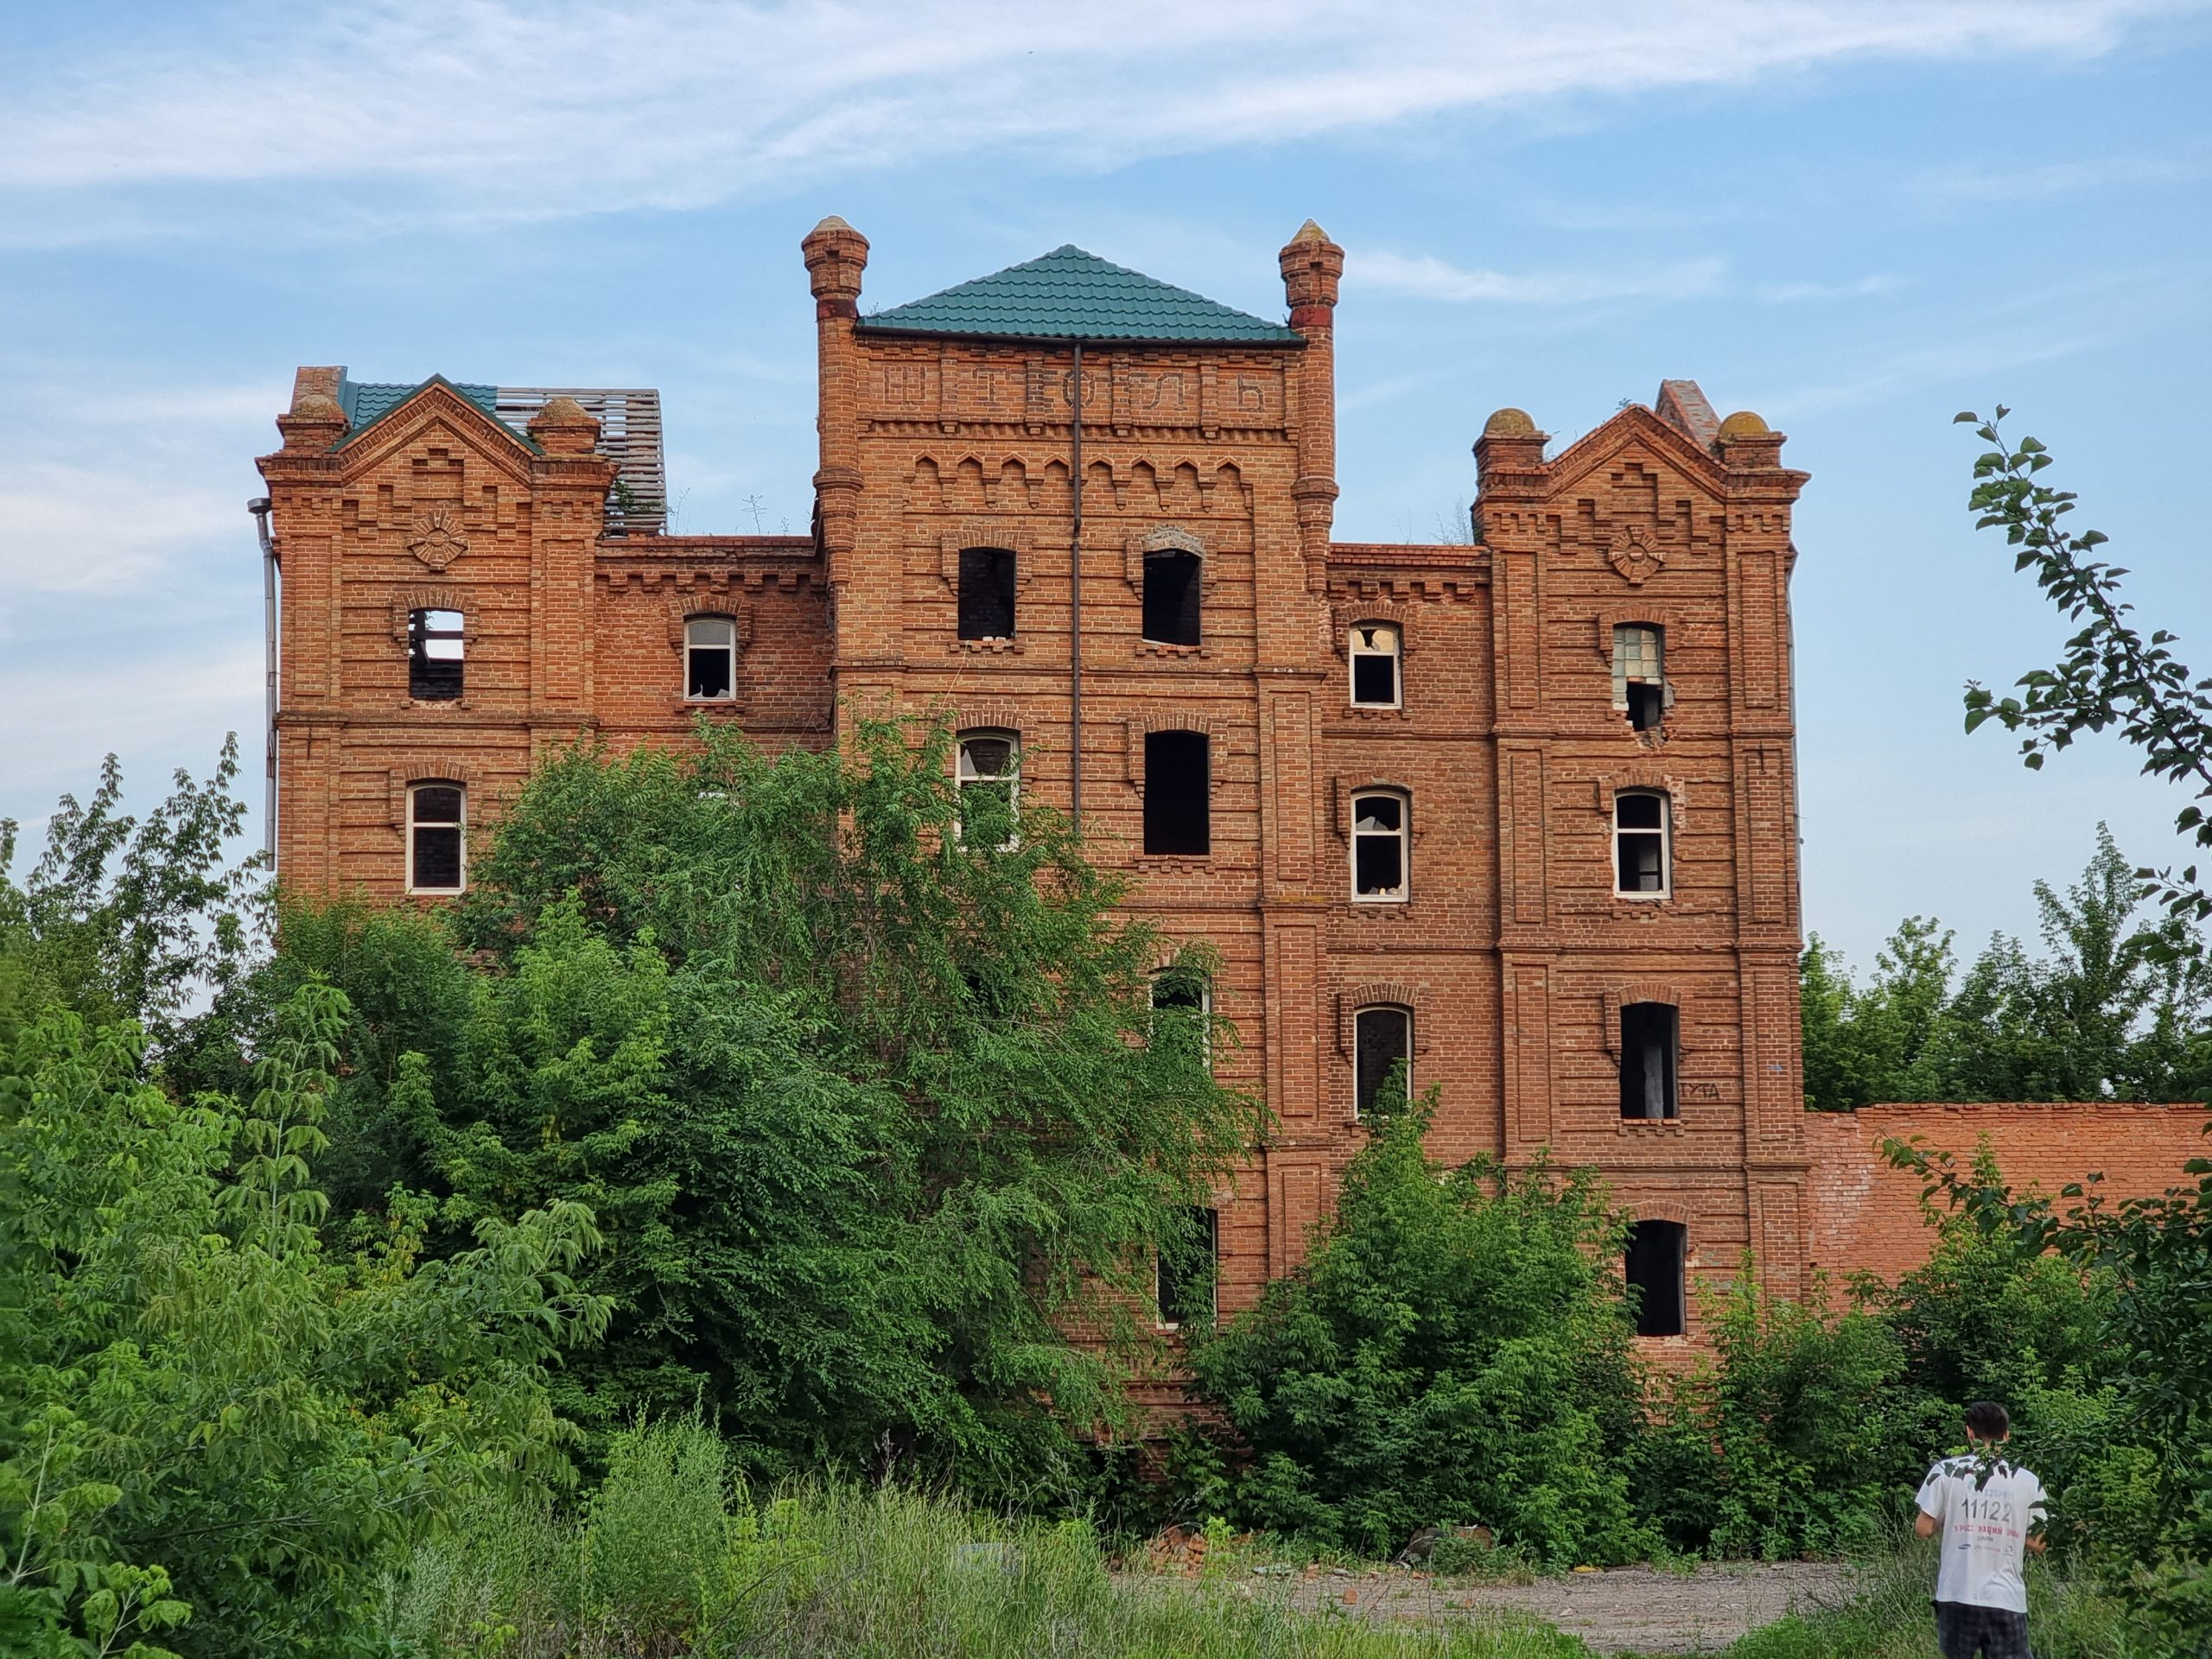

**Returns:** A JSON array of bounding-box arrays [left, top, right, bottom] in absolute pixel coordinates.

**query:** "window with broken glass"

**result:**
[[1612, 624, 1666, 731], [1349, 622, 1402, 708], [1618, 1001, 1679, 1121], [407, 783, 465, 894], [1614, 789, 1670, 896], [1351, 790, 1409, 901], [955, 731, 1019, 848], [1353, 1005, 1411, 1120], [685, 615, 736, 701], [408, 608, 464, 701]]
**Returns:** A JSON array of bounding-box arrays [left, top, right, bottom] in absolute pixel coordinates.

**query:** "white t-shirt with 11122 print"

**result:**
[[1916, 1453, 2048, 1613]]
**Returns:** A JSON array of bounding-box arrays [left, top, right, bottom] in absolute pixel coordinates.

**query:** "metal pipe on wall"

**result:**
[[249, 497, 279, 863], [1068, 343, 1084, 832]]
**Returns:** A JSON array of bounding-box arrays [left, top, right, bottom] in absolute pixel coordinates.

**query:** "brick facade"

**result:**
[[261, 218, 1829, 1354]]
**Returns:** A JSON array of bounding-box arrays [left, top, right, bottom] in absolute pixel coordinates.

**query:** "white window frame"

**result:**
[[1150, 967, 1213, 1068], [1612, 788, 1671, 899], [684, 614, 737, 702], [1350, 789, 1410, 903], [406, 782, 467, 895], [1348, 622, 1402, 709], [955, 729, 1020, 849], [1352, 1004, 1412, 1121]]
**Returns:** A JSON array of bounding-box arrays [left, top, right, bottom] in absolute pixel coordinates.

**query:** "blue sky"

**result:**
[[2, 0, 2208, 973]]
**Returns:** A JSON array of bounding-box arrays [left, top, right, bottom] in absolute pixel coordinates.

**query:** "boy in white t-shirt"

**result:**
[[1914, 1401, 2049, 1659]]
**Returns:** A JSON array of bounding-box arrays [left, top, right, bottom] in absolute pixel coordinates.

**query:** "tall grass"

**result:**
[[376, 1416, 1591, 1658]]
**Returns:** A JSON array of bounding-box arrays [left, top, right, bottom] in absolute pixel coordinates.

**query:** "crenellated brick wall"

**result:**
[[1805, 1102, 2212, 1284]]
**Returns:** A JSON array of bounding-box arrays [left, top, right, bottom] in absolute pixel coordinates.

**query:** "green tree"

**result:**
[[285, 719, 1262, 1497], [1185, 1090, 1649, 1565]]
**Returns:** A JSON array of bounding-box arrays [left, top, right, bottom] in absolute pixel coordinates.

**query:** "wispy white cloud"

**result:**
[[1913, 149, 2209, 203], [1752, 274, 1904, 302], [0, 0, 2194, 240], [1355, 249, 1729, 305]]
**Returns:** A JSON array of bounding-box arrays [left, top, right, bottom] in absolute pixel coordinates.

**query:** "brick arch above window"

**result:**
[[1334, 985, 1429, 1056], [388, 586, 476, 645], [1328, 777, 1425, 842], [1331, 601, 1421, 656], [1123, 712, 1224, 783], [1594, 770, 1688, 829], [385, 761, 483, 830], [666, 591, 749, 649], [1621, 1198, 1699, 1232], [1602, 983, 1692, 1058], [947, 700, 1026, 735], [936, 523, 1036, 591], [1589, 604, 1692, 664], [1122, 524, 1215, 592]]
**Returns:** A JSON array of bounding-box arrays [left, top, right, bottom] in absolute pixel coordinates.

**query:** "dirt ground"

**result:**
[[1152, 1560, 1860, 1656]]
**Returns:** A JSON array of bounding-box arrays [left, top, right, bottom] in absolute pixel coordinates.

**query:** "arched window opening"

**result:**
[[1614, 789, 1670, 896], [1351, 790, 1409, 901], [1143, 730, 1210, 855], [1613, 625, 1666, 731], [1624, 1220, 1688, 1337], [1142, 549, 1202, 646], [956, 730, 1019, 848], [1353, 1005, 1411, 1120], [685, 615, 736, 701], [1618, 1001, 1679, 1121], [1350, 623, 1402, 708], [407, 783, 466, 895], [1156, 1206, 1218, 1329], [957, 546, 1017, 639], [408, 608, 463, 701]]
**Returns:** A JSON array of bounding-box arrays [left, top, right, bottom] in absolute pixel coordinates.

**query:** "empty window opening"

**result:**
[[1157, 1205, 1218, 1328], [956, 731, 1019, 848], [1143, 730, 1210, 855], [1151, 968, 1212, 1066], [1142, 550, 1202, 646], [685, 615, 736, 700], [1624, 1220, 1687, 1337], [407, 783, 466, 894], [957, 546, 1018, 639], [1614, 790, 1670, 896], [1351, 791, 1408, 901], [1618, 1001, 1679, 1121], [1354, 1005, 1411, 1121], [409, 608, 464, 701], [1613, 625, 1666, 732], [1350, 623, 1402, 708]]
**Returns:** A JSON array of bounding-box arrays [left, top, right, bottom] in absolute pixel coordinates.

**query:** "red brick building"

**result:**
[[259, 217, 1825, 1352]]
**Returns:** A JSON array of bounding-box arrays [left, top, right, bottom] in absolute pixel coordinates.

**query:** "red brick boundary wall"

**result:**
[[1805, 1102, 2210, 1284]]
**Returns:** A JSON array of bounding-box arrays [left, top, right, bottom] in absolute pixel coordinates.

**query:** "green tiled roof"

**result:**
[[336, 375, 530, 448], [858, 245, 1300, 345]]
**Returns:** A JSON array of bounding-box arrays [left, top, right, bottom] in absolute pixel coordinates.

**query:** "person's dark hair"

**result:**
[[1964, 1401, 2011, 1440]]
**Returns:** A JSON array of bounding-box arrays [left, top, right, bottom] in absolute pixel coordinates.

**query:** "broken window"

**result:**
[[1151, 966, 1212, 1067], [1142, 549, 1202, 646], [1143, 730, 1210, 855], [685, 614, 736, 700], [408, 608, 464, 701], [956, 730, 1019, 848], [957, 546, 1017, 639], [1613, 625, 1666, 731], [1351, 790, 1409, 901], [1614, 789, 1670, 896], [407, 783, 465, 894], [1353, 1005, 1411, 1120], [1350, 622, 1402, 708], [1156, 1205, 1218, 1328], [1624, 1220, 1687, 1337], [1618, 1001, 1679, 1121]]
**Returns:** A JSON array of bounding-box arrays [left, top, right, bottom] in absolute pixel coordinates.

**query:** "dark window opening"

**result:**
[[1619, 1001, 1679, 1120], [1626, 682, 1664, 731], [686, 615, 736, 700], [1354, 1006, 1411, 1120], [1157, 1206, 1218, 1326], [1625, 1220, 1687, 1337], [1352, 791, 1408, 899], [1143, 730, 1210, 855], [957, 546, 1017, 639], [409, 608, 463, 701], [1615, 791, 1669, 894], [1142, 550, 1202, 646], [409, 784, 464, 893]]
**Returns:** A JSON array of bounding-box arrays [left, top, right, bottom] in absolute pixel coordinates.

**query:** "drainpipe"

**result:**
[[1068, 343, 1084, 833], [249, 497, 279, 863]]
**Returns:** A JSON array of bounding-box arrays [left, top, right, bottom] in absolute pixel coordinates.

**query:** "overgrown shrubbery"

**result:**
[[1185, 1091, 1651, 1566]]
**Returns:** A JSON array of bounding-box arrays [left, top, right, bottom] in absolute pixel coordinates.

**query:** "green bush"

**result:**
[[1186, 1092, 1650, 1566]]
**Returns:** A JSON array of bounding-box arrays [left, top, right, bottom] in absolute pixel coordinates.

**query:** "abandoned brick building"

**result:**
[[254, 218, 2208, 1357]]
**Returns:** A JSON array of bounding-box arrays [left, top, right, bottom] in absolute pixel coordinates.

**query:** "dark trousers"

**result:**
[[1934, 1599, 2032, 1659]]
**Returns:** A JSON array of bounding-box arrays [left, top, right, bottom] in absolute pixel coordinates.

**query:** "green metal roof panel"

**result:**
[[333, 374, 537, 453], [857, 245, 1300, 345]]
